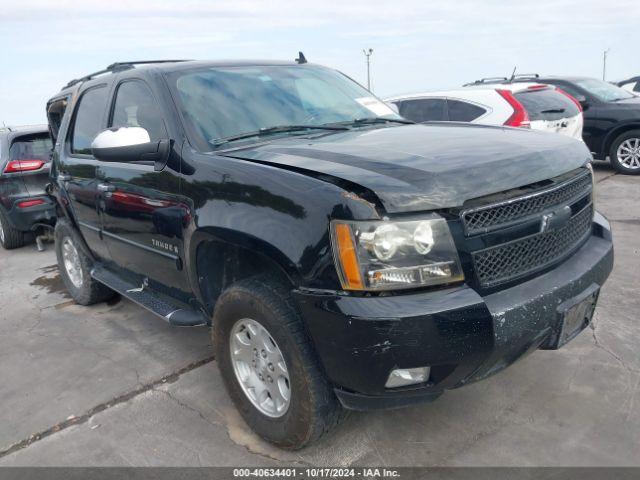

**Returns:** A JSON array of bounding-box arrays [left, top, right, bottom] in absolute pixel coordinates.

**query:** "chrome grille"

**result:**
[[462, 170, 593, 236], [472, 204, 593, 288]]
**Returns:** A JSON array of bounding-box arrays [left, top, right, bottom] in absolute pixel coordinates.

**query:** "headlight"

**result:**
[[330, 216, 464, 291]]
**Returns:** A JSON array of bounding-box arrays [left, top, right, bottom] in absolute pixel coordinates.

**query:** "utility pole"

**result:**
[[603, 48, 610, 81], [363, 48, 373, 91]]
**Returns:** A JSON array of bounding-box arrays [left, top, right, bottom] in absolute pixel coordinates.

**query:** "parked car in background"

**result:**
[[48, 59, 612, 449], [473, 75, 640, 174], [617, 76, 640, 95], [386, 82, 583, 141], [0, 125, 55, 249]]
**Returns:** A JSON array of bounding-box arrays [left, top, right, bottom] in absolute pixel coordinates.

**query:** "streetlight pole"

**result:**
[[363, 48, 373, 91], [603, 48, 610, 81]]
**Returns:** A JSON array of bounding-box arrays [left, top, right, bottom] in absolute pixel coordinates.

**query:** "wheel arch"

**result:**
[[189, 228, 301, 317], [603, 122, 640, 156]]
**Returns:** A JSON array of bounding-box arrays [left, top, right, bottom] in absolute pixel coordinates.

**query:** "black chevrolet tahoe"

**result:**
[[47, 60, 613, 449], [0, 125, 55, 249]]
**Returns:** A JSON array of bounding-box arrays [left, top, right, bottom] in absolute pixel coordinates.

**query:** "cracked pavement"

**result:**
[[0, 161, 638, 466]]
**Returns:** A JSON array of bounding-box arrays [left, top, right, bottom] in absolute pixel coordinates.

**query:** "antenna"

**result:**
[[295, 52, 307, 64], [509, 66, 517, 82]]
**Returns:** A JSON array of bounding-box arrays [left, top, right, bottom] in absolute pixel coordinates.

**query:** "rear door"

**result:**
[[396, 98, 448, 122], [99, 78, 190, 296], [514, 87, 582, 140]]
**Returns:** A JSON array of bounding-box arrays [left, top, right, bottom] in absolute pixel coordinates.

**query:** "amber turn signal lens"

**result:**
[[334, 223, 364, 290]]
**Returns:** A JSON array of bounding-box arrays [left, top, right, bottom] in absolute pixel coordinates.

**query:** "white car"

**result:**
[[386, 82, 584, 141]]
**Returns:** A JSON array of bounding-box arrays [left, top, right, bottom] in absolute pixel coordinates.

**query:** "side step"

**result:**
[[91, 266, 208, 327]]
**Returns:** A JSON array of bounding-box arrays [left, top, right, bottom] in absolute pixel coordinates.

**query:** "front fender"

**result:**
[[181, 149, 381, 296]]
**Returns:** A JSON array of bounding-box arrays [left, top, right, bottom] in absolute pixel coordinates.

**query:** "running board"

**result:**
[[91, 266, 208, 327]]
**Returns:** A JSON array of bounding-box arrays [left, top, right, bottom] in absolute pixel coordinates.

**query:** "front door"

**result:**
[[59, 84, 112, 261], [98, 79, 190, 298]]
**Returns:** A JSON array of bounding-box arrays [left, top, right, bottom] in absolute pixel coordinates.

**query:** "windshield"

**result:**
[[166, 65, 401, 150], [574, 78, 634, 102]]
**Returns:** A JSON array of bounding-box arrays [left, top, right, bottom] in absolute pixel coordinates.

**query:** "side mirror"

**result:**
[[91, 127, 171, 171]]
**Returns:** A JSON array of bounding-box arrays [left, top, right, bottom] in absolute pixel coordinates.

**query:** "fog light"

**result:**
[[385, 367, 431, 388]]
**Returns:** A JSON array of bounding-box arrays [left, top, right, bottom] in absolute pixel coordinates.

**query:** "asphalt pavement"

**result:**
[[0, 161, 638, 466]]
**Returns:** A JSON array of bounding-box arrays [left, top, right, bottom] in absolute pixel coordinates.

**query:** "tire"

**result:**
[[213, 277, 344, 449], [0, 208, 25, 250], [54, 218, 115, 305], [609, 129, 640, 175]]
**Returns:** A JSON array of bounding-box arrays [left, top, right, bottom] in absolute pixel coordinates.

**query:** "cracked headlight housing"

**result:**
[[330, 216, 464, 291]]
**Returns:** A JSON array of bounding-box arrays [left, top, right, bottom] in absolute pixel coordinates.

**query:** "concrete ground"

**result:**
[[0, 162, 638, 467]]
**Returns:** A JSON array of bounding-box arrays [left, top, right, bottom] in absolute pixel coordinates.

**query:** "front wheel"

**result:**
[[610, 130, 640, 175], [213, 277, 344, 449]]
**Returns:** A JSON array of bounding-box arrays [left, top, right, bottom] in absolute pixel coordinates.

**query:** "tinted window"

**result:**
[[111, 81, 167, 141], [397, 98, 446, 122], [514, 88, 579, 121], [71, 86, 109, 155], [10, 134, 52, 162], [447, 100, 486, 122]]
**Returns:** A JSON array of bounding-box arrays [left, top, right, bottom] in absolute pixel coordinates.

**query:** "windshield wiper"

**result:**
[[347, 117, 415, 126], [541, 108, 566, 114], [210, 124, 348, 147]]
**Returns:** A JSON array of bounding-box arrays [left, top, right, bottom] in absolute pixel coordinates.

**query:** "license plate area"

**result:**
[[547, 284, 600, 349]]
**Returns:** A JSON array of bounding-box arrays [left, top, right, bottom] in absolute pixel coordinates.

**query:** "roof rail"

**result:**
[[62, 59, 191, 90], [512, 73, 539, 79], [462, 76, 508, 87]]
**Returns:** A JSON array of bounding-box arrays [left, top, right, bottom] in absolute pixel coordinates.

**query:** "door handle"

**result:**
[[58, 173, 71, 182], [97, 183, 115, 192]]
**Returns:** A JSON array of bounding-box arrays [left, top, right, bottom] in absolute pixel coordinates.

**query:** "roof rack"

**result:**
[[62, 59, 191, 90]]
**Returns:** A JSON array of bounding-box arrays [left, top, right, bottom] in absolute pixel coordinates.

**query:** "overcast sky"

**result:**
[[1, 0, 638, 125]]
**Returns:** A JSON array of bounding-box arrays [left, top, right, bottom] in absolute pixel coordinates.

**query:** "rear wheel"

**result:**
[[0, 209, 24, 250], [213, 277, 344, 449], [610, 130, 640, 174], [55, 219, 115, 305]]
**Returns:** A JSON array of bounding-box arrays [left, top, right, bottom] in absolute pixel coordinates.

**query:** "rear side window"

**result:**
[[71, 86, 109, 155], [397, 98, 447, 122], [514, 88, 579, 121], [10, 134, 53, 162], [447, 99, 486, 122], [110, 81, 167, 142]]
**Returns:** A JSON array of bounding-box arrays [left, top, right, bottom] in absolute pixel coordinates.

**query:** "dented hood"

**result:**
[[221, 123, 591, 213]]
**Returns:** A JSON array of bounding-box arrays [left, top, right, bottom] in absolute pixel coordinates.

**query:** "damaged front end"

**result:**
[[294, 167, 613, 410]]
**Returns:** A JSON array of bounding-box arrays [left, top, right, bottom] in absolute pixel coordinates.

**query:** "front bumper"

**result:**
[[5, 196, 56, 232], [294, 212, 613, 410]]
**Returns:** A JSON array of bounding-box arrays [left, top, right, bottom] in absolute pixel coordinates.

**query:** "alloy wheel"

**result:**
[[617, 138, 640, 169], [61, 237, 83, 288], [230, 318, 291, 418]]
